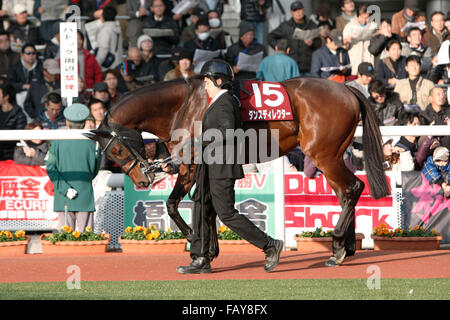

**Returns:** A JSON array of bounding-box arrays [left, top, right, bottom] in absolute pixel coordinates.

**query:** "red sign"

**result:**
[[240, 81, 293, 121], [0, 160, 56, 221]]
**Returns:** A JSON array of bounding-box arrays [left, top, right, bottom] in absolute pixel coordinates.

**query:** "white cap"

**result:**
[[13, 4, 27, 15]]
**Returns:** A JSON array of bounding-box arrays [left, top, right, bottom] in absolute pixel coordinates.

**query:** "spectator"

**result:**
[[7, 4, 42, 45], [381, 137, 414, 186], [137, 34, 160, 83], [34, 0, 65, 42], [74, 75, 91, 105], [103, 69, 123, 104], [79, 0, 117, 20], [24, 58, 60, 119], [268, 1, 321, 75], [0, 30, 19, 77], [43, 22, 60, 60], [77, 30, 102, 89], [427, 44, 449, 85], [95, 6, 123, 71], [394, 111, 436, 170], [36, 92, 65, 130], [13, 121, 48, 166], [335, 0, 355, 33], [376, 39, 408, 87], [0, 83, 26, 161], [184, 15, 220, 58], [240, 0, 272, 46], [424, 11, 448, 55], [7, 43, 43, 93], [119, 59, 141, 92], [208, 9, 229, 50], [421, 146, 450, 198], [401, 27, 434, 73], [92, 82, 111, 109], [421, 87, 449, 125], [164, 49, 194, 81], [126, 0, 152, 47], [441, 115, 450, 150], [368, 79, 404, 126], [311, 29, 350, 80], [346, 62, 375, 98], [391, 0, 426, 39], [181, 7, 206, 45], [394, 55, 435, 111], [141, 0, 179, 57], [225, 21, 265, 80], [369, 19, 401, 67], [343, 4, 377, 76], [445, 18, 450, 33], [45, 103, 102, 233], [310, 3, 334, 31], [257, 38, 299, 82], [87, 98, 107, 128]]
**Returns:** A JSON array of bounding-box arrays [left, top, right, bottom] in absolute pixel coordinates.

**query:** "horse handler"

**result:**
[[172, 59, 284, 274]]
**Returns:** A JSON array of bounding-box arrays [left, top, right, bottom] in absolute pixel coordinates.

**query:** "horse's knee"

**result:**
[[166, 198, 179, 218]]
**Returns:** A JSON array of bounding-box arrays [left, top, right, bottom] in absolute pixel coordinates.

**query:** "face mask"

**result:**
[[197, 32, 210, 41], [209, 18, 221, 28]]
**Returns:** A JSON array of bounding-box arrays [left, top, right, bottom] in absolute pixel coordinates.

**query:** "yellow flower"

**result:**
[[166, 227, 172, 233], [85, 227, 92, 232], [151, 230, 160, 239], [431, 229, 436, 235], [5, 231, 12, 238], [320, 231, 325, 236], [146, 233, 153, 240], [125, 226, 132, 233], [377, 230, 383, 236], [101, 231, 106, 239], [62, 225, 72, 233], [149, 225, 156, 230], [218, 225, 227, 233], [72, 231, 80, 238], [383, 229, 389, 235]]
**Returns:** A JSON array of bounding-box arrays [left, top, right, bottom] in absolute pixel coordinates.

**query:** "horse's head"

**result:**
[[83, 122, 154, 188]]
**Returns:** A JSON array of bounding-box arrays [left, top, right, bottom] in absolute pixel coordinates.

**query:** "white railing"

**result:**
[[0, 126, 449, 141]]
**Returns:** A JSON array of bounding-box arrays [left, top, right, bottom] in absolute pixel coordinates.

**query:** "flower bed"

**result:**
[[40, 226, 110, 255], [294, 228, 364, 252], [119, 226, 187, 253], [217, 225, 260, 253], [0, 230, 29, 256], [371, 224, 442, 250]]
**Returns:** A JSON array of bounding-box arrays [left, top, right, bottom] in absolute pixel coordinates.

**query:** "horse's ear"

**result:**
[[90, 129, 111, 138], [82, 132, 98, 141]]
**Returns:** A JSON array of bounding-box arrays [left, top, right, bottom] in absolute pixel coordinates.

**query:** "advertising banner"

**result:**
[[124, 172, 277, 238], [284, 172, 399, 249], [401, 171, 450, 243], [0, 160, 56, 222]]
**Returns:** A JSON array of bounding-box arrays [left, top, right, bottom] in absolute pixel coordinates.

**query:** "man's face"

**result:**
[[342, 0, 354, 12], [14, 12, 28, 25], [90, 102, 106, 122], [379, 21, 392, 35], [0, 35, 10, 51], [43, 69, 57, 83], [104, 73, 118, 89], [94, 91, 109, 102], [45, 101, 62, 120], [370, 91, 386, 104], [431, 13, 445, 33], [151, 0, 166, 18], [407, 116, 420, 126], [407, 30, 422, 47], [179, 58, 191, 72], [21, 46, 37, 65], [360, 74, 373, 85], [405, 61, 421, 78], [128, 48, 141, 67], [196, 25, 210, 35], [357, 12, 370, 26], [291, 9, 305, 23], [430, 88, 446, 107], [387, 43, 402, 62], [240, 31, 254, 47]]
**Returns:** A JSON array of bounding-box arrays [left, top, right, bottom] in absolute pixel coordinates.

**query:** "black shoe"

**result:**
[[325, 249, 346, 267], [263, 238, 283, 273], [176, 257, 212, 274]]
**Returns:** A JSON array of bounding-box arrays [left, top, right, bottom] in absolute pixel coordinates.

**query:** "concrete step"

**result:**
[[27, 234, 43, 254]]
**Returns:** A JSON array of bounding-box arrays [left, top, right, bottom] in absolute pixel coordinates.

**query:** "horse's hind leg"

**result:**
[[320, 161, 364, 266]]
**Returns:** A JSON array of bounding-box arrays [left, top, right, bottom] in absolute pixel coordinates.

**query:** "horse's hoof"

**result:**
[[324, 251, 346, 267]]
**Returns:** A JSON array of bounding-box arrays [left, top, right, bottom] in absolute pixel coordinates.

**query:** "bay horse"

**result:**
[[85, 76, 390, 266]]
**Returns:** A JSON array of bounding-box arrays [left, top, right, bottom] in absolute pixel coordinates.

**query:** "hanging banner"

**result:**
[[124, 173, 277, 238], [401, 171, 450, 243], [60, 22, 78, 105], [0, 160, 56, 222], [284, 172, 399, 249]]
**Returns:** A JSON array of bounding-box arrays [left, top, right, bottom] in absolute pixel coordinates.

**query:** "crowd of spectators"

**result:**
[[0, 0, 449, 190]]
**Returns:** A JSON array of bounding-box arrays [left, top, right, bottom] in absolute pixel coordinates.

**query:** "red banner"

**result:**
[[0, 160, 55, 221]]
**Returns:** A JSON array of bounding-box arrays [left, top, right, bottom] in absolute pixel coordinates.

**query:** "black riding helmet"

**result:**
[[200, 59, 234, 88]]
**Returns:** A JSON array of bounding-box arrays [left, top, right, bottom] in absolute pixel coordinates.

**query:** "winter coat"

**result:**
[[421, 155, 449, 186], [391, 9, 426, 39], [225, 39, 265, 79], [421, 104, 450, 126], [0, 104, 27, 160], [0, 48, 19, 77], [6, 59, 43, 92], [375, 56, 408, 86], [311, 45, 350, 79], [95, 21, 123, 71], [268, 17, 321, 73], [35, 107, 66, 130], [80, 49, 103, 89], [7, 21, 42, 45], [369, 91, 404, 125], [240, 0, 272, 22], [141, 14, 179, 56], [13, 141, 49, 166], [23, 80, 60, 119], [393, 76, 435, 111], [256, 52, 300, 82]]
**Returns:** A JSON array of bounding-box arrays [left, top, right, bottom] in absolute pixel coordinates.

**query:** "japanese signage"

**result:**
[[284, 172, 400, 249], [60, 22, 78, 103], [124, 173, 276, 238], [0, 160, 56, 221], [240, 81, 293, 121]]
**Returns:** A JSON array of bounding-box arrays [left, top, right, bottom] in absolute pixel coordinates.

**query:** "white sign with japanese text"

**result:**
[[60, 22, 78, 104]]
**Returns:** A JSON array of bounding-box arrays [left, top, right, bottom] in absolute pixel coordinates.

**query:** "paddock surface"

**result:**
[[1, 249, 449, 283]]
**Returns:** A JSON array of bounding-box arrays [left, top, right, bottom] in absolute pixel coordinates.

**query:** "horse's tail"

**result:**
[[346, 85, 390, 199]]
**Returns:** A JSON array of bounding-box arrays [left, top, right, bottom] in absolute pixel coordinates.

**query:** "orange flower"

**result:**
[[218, 225, 227, 233], [101, 231, 106, 239], [72, 231, 80, 238], [377, 230, 383, 236], [146, 233, 153, 240], [125, 227, 132, 233], [414, 225, 419, 231], [5, 231, 12, 238], [383, 229, 389, 235]]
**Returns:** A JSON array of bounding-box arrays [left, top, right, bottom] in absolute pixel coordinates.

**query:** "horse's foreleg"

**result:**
[[167, 181, 193, 242]]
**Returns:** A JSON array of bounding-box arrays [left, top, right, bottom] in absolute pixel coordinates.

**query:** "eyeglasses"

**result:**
[[24, 51, 36, 55]]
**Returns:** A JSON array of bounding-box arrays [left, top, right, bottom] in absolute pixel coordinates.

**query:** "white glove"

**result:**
[[66, 188, 78, 200]]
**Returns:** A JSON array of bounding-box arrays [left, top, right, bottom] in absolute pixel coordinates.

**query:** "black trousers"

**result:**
[[190, 177, 270, 259]]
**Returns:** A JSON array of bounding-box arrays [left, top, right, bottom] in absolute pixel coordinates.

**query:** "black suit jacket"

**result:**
[[202, 90, 244, 180]]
